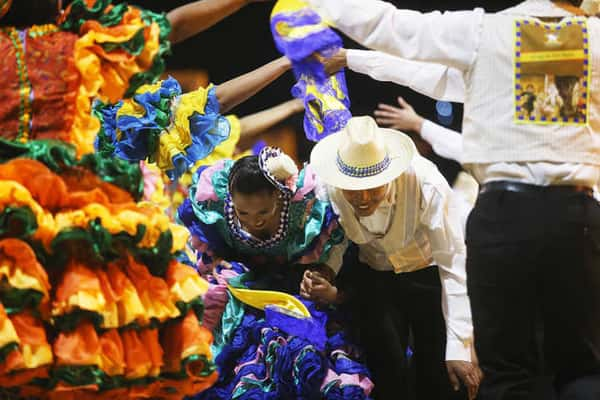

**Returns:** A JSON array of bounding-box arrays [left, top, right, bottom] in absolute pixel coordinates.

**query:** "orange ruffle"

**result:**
[[0, 238, 51, 311], [0, 159, 133, 211], [54, 322, 102, 367], [161, 310, 213, 373], [122, 328, 163, 380], [69, 5, 162, 156], [0, 311, 53, 374]]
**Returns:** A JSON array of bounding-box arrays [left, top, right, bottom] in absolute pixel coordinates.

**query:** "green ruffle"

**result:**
[[0, 138, 144, 201], [0, 342, 19, 364], [78, 153, 144, 201], [0, 138, 77, 172], [0, 207, 38, 239], [175, 296, 204, 324], [0, 286, 44, 315], [124, 9, 172, 98], [35, 356, 215, 391], [60, 0, 129, 32], [100, 28, 146, 56], [62, 0, 173, 98], [47, 220, 173, 277]]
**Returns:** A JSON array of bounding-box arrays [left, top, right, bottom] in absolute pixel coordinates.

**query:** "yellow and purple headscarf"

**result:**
[[271, 0, 351, 142]]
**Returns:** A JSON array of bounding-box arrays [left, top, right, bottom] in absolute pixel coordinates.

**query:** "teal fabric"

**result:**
[[188, 161, 343, 263]]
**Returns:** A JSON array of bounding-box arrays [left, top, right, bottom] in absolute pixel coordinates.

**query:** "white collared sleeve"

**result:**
[[346, 50, 466, 103], [307, 0, 484, 71], [420, 175, 473, 362], [420, 120, 464, 163]]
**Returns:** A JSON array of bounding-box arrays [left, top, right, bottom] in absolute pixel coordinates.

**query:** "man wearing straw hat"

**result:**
[[304, 115, 482, 400], [300, 0, 600, 398]]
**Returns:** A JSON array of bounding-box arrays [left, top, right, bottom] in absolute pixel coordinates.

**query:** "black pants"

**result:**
[[466, 189, 600, 400], [341, 253, 467, 400]]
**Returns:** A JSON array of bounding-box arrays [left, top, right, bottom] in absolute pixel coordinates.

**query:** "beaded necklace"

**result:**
[[225, 193, 291, 249]]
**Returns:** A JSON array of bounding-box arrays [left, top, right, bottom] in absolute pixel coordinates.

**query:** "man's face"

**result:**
[[341, 184, 390, 217]]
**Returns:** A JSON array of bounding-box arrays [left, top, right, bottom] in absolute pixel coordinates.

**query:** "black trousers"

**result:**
[[341, 253, 467, 400], [466, 189, 600, 400]]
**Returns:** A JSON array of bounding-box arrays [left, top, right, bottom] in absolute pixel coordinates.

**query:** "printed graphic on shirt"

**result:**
[[514, 17, 590, 125]]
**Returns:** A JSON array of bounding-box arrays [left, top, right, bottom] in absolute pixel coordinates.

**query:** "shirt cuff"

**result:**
[[420, 119, 439, 144], [346, 49, 372, 75], [446, 336, 472, 362]]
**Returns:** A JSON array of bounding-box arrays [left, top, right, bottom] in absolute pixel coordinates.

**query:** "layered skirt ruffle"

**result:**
[[192, 263, 374, 400], [0, 154, 217, 398]]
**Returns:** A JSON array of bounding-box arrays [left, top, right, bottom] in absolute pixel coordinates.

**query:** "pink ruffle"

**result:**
[[195, 160, 226, 202], [293, 165, 318, 201], [201, 265, 241, 331], [321, 369, 374, 395]]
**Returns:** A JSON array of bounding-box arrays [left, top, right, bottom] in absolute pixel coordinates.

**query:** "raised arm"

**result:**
[[215, 57, 292, 113], [375, 97, 464, 163], [307, 0, 483, 71], [239, 99, 304, 140], [168, 0, 269, 44]]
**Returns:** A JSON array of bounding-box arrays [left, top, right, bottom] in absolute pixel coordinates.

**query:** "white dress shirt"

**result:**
[[328, 156, 474, 361], [312, 0, 600, 187]]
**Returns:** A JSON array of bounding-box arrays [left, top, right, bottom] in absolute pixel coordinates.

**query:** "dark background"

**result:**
[[138, 0, 522, 184]]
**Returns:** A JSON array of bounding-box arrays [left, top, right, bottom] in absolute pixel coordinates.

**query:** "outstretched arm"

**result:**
[[307, 0, 483, 71], [215, 57, 292, 113], [239, 99, 304, 140], [168, 0, 270, 44], [321, 48, 465, 103]]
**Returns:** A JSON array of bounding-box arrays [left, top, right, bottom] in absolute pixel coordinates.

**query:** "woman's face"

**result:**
[[341, 184, 389, 217], [231, 190, 279, 238]]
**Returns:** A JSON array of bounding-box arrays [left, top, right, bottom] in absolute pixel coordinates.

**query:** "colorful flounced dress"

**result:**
[[94, 76, 243, 218], [178, 159, 374, 399], [0, 1, 217, 398]]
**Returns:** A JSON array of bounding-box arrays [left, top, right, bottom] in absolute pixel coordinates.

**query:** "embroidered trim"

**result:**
[[3, 27, 33, 142], [514, 17, 590, 126], [335, 153, 391, 178]]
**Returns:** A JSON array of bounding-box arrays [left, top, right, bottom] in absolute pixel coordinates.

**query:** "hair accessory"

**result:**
[[258, 146, 299, 195]]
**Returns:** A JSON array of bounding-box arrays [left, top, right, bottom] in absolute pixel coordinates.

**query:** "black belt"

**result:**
[[479, 180, 593, 197]]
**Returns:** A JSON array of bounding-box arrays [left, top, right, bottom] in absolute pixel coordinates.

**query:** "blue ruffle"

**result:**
[[192, 302, 372, 400], [166, 87, 232, 180], [94, 77, 232, 181]]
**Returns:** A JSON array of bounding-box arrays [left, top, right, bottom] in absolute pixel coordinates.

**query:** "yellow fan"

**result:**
[[227, 285, 311, 318]]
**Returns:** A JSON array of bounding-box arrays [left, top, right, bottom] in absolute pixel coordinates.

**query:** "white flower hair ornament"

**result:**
[[258, 147, 299, 195]]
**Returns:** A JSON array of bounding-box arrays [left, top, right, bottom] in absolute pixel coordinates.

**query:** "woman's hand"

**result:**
[[314, 48, 348, 76], [300, 269, 338, 304]]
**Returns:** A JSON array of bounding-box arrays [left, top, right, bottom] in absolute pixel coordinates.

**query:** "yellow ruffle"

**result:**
[[70, 7, 162, 156], [0, 315, 19, 350], [21, 343, 53, 370], [0, 180, 57, 242], [157, 85, 210, 172], [0, 264, 48, 299], [167, 263, 209, 304]]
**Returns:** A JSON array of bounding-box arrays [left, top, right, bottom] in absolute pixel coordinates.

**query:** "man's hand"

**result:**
[[446, 355, 482, 400], [374, 96, 424, 133]]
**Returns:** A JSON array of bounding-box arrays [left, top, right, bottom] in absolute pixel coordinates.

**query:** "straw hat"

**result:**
[[310, 116, 415, 190]]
